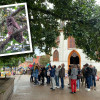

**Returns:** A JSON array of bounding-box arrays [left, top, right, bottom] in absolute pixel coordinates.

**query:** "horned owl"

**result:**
[[6, 16, 24, 43]]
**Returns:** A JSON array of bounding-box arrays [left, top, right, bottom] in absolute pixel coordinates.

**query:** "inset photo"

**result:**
[[0, 3, 32, 57]]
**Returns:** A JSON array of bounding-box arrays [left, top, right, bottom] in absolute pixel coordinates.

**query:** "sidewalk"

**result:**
[[9, 75, 100, 100]]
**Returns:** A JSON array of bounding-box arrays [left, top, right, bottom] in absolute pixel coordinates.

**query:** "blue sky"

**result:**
[[35, 47, 45, 56]]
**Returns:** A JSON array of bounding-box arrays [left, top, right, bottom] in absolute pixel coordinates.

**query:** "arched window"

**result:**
[[68, 37, 76, 48], [53, 50, 59, 61]]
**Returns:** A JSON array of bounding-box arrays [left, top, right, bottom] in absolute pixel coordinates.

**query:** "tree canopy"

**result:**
[[0, 0, 100, 63], [0, 55, 25, 68], [39, 55, 50, 65]]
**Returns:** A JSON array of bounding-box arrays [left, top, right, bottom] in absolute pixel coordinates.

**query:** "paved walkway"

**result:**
[[9, 75, 100, 100]]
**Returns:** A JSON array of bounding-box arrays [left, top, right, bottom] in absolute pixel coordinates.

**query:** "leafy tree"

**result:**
[[64, 1, 100, 61], [0, 55, 25, 68], [0, 0, 100, 61], [39, 55, 50, 65]]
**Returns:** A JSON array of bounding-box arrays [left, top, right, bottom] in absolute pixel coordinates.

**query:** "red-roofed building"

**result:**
[[33, 56, 40, 65]]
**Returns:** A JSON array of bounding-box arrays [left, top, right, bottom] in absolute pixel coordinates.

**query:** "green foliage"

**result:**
[[0, 0, 100, 62], [39, 55, 50, 65], [0, 54, 25, 68], [64, 0, 100, 61]]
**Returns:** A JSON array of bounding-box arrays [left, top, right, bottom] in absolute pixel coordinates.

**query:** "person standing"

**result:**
[[55, 65, 61, 88], [59, 63, 65, 89], [91, 66, 97, 90], [30, 69, 33, 82], [70, 65, 78, 94], [40, 66, 45, 85], [46, 65, 51, 84], [81, 65, 87, 87], [38, 66, 41, 85], [85, 64, 93, 91], [50, 65, 56, 90], [77, 65, 81, 91], [89, 65, 93, 88], [34, 66, 39, 85], [68, 65, 71, 88]]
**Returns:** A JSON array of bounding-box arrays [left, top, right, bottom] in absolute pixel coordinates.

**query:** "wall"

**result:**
[[50, 31, 100, 71], [0, 78, 14, 100]]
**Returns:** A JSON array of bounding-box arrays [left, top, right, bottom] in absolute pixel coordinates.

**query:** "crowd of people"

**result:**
[[68, 63, 97, 94], [30, 63, 65, 90], [30, 63, 97, 94]]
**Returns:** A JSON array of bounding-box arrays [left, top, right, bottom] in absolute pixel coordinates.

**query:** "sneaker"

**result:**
[[57, 86, 60, 88], [50, 88, 53, 89], [74, 92, 76, 93], [70, 92, 74, 94], [87, 88, 91, 91]]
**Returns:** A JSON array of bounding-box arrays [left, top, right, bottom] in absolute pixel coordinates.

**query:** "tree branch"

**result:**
[[0, 6, 25, 26], [10, 6, 25, 16], [28, 5, 68, 20], [0, 25, 27, 51]]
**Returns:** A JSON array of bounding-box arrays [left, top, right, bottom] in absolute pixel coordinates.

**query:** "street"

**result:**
[[9, 75, 100, 100]]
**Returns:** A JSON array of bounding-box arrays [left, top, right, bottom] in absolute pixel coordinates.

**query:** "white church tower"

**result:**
[[50, 22, 100, 71]]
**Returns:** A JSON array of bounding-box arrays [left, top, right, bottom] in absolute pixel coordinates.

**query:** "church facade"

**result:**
[[50, 30, 100, 71]]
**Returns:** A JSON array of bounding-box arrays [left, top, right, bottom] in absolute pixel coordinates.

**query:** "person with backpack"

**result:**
[[70, 65, 78, 94], [50, 65, 56, 90]]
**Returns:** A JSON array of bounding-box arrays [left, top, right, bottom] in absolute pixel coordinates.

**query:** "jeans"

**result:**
[[41, 75, 44, 84], [55, 76, 59, 86], [92, 75, 96, 87], [51, 77, 56, 89], [86, 76, 91, 89], [69, 76, 71, 87], [47, 76, 50, 84], [38, 75, 41, 81], [30, 76, 33, 82], [90, 75, 93, 87], [35, 77, 39, 84], [77, 79, 80, 89], [61, 77, 64, 89]]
